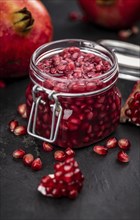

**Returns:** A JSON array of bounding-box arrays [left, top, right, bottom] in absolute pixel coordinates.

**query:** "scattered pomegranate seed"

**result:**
[[0, 80, 6, 88], [117, 151, 129, 163], [12, 149, 26, 159], [31, 158, 42, 171], [106, 137, 118, 149], [68, 11, 81, 21], [54, 150, 66, 162], [131, 25, 139, 34], [118, 26, 140, 40], [118, 138, 131, 150], [38, 158, 84, 199], [93, 145, 108, 155], [118, 29, 132, 40], [17, 103, 27, 118], [14, 125, 27, 136], [9, 120, 19, 132], [23, 153, 34, 166], [42, 142, 53, 152], [65, 147, 75, 157]]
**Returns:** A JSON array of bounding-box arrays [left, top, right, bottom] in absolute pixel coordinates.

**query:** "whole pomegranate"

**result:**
[[78, 0, 140, 29], [0, 0, 53, 79]]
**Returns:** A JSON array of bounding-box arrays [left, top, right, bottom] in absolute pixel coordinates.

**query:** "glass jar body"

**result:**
[[26, 39, 121, 148], [26, 83, 121, 148]]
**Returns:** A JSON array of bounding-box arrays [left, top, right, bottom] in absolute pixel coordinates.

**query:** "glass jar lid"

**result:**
[[98, 39, 140, 81]]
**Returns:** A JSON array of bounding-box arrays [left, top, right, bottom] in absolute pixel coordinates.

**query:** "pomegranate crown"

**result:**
[[97, 0, 115, 6], [13, 7, 34, 33]]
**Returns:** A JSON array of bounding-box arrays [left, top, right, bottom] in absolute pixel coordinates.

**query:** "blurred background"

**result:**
[[43, 0, 140, 43]]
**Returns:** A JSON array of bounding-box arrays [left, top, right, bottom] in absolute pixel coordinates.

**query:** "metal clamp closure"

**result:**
[[27, 85, 62, 143]]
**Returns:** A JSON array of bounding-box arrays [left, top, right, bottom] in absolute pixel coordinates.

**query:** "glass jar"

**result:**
[[26, 39, 121, 148]]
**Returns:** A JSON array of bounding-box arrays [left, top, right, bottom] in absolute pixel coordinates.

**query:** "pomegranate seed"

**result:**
[[14, 125, 27, 136], [9, 120, 19, 132], [65, 157, 75, 164], [54, 162, 64, 171], [17, 103, 27, 118], [12, 149, 26, 159], [31, 158, 42, 171], [54, 150, 66, 162], [23, 154, 34, 166], [63, 172, 73, 183], [118, 29, 132, 40], [41, 175, 52, 187], [0, 80, 6, 88], [134, 91, 140, 100], [42, 142, 53, 152], [106, 137, 118, 149], [68, 11, 81, 21], [68, 189, 78, 199], [131, 26, 139, 34], [117, 151, 129, 163], [118, 138, 131, 150], [52, 188, 61, 198], [55, 171, 63, 181], [65, 147, 75, 157], [93, 145, 108, 155], [63, 166, 74, 176]]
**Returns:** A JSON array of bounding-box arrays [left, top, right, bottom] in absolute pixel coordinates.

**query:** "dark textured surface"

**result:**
[[0, 1, 140, 220]]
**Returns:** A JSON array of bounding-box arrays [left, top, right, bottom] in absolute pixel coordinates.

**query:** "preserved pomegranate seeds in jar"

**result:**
[[26, 39, 121, 148]]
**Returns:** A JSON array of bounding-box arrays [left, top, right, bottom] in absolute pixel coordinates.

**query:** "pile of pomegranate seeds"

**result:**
[[38, 157, 84, 199], [120, 80, 140, 126], [37, 46, 111, 82], [93, 137, 130, 163]]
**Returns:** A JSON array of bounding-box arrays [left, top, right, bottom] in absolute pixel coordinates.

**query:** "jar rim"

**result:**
[[30, 39, 118, 83]]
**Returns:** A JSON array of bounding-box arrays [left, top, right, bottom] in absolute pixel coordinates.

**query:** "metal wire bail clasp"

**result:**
[[27, 85, 62, 143]]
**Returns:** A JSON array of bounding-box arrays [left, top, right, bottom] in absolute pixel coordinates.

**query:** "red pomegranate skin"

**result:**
[[0, 0, 53, 79], [78, 0, 140, 29]]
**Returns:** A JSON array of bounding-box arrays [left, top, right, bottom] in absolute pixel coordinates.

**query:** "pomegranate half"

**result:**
[[0, 0, 53, 79], [120, 81, 140, 126]]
